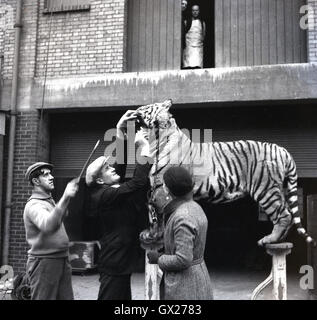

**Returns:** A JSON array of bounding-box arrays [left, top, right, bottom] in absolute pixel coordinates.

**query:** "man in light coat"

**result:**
[[23, 162, 78, 300]]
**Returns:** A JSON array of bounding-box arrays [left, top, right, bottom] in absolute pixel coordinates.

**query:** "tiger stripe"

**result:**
[[136, 100, 315, 246]]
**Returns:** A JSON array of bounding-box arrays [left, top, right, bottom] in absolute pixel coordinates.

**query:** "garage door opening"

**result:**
[[49, 104, 316, 278], [199, 194, 309, 274]]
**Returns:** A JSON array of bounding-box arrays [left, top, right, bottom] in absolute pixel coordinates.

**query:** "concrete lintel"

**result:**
[[1, 78, 34, 112], [1, 63, 317, 111]]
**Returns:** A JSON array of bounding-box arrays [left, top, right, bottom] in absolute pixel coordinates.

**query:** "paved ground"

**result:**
[[1, 268, 312, 300], [72, 269, 312, 300]]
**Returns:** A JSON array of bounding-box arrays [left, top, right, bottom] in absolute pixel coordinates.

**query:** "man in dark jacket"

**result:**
[[85, 110, 151, 300]]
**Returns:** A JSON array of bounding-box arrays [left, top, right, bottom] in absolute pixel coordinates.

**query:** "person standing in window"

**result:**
[[183, 5, 206, 69], [181, 0, 189, 67]]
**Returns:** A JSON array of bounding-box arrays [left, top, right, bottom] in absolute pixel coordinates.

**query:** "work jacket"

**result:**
[[88, 159, 151, 275], [158, 195, 213, 300], [23, 190, 69, 258]]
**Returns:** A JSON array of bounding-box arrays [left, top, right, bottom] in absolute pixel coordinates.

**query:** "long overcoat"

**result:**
[[158, 197, 213, 300]]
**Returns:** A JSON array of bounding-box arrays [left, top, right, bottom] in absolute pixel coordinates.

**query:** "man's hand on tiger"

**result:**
[[116, 110, 138, 139]]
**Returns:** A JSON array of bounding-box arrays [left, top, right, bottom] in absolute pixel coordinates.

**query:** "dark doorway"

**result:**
[[199, 197, 272, 271]]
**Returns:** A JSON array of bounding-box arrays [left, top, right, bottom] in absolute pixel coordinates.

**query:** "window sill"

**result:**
[[43, 4, 90, 14]]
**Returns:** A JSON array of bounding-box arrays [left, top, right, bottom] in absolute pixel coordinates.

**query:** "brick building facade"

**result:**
[[0, 0, 129, 272], [1, 0, 317, 282]]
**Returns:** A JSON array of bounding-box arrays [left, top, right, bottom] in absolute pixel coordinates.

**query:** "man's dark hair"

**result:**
[[29, 167, 51, 186]]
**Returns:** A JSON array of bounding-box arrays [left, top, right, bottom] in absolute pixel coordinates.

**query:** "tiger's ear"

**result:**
[[162, 99, 172, 110]]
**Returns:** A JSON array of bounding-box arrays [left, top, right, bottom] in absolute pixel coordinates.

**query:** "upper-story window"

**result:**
[[127, 0, 307, 72], [181, 0, 214, 69], [44, 0, 91, 14], [126, 0, 214, 72]]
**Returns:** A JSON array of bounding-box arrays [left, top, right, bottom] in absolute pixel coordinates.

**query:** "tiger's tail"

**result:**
[[285, 151, 316, 247]]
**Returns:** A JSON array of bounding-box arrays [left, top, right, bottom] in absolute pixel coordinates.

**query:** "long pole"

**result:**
[[2, 0, 23, 265]]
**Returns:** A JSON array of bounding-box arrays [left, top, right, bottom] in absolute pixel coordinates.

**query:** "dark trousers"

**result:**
[[27, 256, 74, 300], [98, 273, 131, 300]]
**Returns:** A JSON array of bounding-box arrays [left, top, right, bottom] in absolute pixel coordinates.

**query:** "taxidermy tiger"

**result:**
[[135, 99, 315, 247]]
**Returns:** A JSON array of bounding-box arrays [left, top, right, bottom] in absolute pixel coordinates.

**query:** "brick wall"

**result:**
[[35, 0, 127, 77], [1, 0, 128, 79], [0, 0, 40, 80], [2, 0, 317, 274], [0, 0, 16, 80], [7, 110, 49, 273], [308, 0, 317, 62], [0, 0, 314, 79]]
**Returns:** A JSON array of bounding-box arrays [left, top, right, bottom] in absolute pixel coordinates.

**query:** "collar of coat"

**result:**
[[27, 189, 54, 204], [163, 191, 193, 225]]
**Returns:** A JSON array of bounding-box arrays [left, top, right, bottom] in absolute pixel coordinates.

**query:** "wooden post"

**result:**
[[145, 249, 160, 300], [0, 112, 5, 263], [140, 229, 163, 300], [265, 243, 293, 300]]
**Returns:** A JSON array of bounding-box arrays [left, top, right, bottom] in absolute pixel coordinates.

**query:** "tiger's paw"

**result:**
[[257, 235, 275, 247], [257, 238, 266, 247]]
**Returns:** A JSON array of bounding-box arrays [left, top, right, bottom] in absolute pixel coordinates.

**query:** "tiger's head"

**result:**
[[136, 99, 173, 129]]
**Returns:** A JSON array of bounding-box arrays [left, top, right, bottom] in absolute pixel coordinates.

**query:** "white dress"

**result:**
[[183, 19, 204, 68]]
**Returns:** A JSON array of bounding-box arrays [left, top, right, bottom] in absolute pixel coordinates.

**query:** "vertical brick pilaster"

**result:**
[[307, 0, 317, 62], [7, 110, 49, 273], [1, 0, 16, 80]]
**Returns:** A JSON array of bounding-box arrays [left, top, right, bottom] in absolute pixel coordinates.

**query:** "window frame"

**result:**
[[43, 0, 91, 14]]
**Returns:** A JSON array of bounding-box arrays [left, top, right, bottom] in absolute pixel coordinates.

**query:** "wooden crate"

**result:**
[[69, 241, 100, 272]]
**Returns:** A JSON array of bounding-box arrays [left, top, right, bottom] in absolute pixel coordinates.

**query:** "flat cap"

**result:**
[[85, 156, 110, 186], [25, 162, 53, 181]]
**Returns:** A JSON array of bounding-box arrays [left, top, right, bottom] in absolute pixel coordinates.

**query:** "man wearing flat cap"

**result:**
[[23, 162, 79, 300], [86, 110, 152, 300]]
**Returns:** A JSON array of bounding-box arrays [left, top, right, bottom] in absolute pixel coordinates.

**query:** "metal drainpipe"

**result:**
[[2, 0, 23, 265], [0, 55, 4, 263]]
